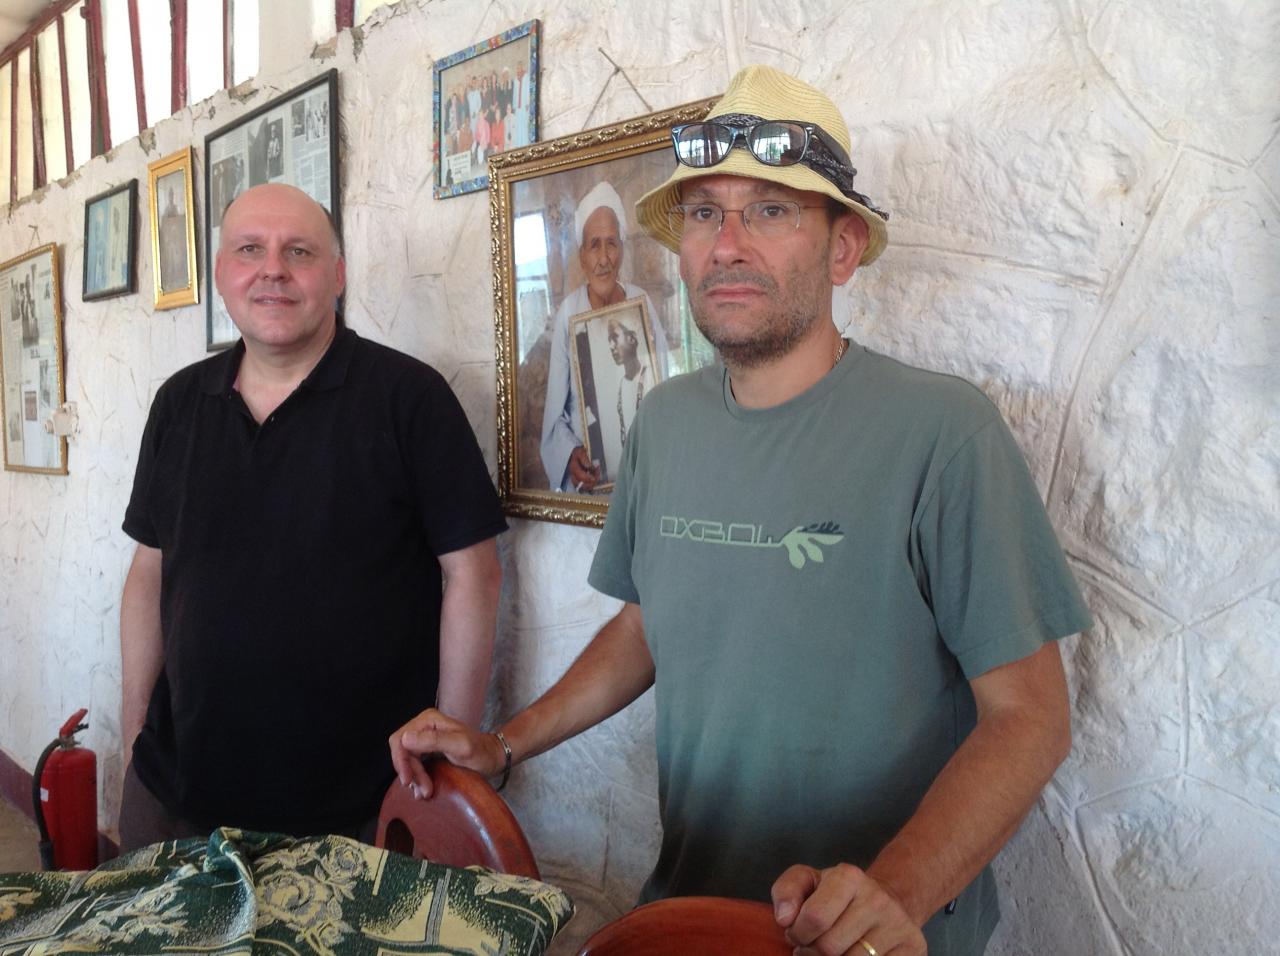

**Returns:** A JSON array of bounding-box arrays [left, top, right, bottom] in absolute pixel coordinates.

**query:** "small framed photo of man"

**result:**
[[433, 19, 539, 198], [147, 148, 199, 311], [569, 298, 661, 493], [82, 180, 137, 301]]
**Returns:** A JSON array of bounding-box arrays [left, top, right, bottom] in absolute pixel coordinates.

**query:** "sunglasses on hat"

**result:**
[[670, 113, 887, 221]]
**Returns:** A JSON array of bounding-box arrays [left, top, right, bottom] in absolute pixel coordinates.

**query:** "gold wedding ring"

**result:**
[[857, 941, 878, 956]]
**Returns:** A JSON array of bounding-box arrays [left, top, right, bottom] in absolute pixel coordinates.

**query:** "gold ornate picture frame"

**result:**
[[0, 243, 68, 474], [490, 97, 717, 527], [147, 147, 199, 311]]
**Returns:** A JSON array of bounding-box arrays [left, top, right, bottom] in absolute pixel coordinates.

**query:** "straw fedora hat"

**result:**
[[635, 65, 889, 265]]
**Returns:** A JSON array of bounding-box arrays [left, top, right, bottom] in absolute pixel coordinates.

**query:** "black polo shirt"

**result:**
[[123, 328, 507, 835]]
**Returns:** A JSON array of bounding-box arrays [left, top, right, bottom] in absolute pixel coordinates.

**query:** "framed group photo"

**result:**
[[0, 244, 68, 474], [204, 68, 340, 350], [82, 180, 137, 301], [147, 148, 199, 311], [433, 19, 540, 198], [489, 95, 718, 527]]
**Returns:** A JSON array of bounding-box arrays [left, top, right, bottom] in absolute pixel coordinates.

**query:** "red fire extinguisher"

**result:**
[[32, 708, 98, 871]]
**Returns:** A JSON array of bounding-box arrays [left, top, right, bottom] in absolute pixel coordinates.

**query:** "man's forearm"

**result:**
[[436, 539, 503, 728], [500, 601, 654, 766], [391, 601, 655, 793], [867, 642, 1072, 925], [119, 545, 164, 757]]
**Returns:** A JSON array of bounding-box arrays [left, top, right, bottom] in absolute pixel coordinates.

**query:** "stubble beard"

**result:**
[[688, 261, 830, 370]]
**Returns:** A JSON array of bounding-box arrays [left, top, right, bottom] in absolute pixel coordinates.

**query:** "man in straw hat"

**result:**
[[393, 66, 1089, 956]]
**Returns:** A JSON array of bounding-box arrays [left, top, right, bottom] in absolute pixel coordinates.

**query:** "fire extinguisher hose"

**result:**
[[31, 737, 61, 871]]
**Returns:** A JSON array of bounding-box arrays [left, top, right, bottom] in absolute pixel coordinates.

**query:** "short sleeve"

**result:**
[[121, 389, 169, 548], [912, 417, 1091, 679], [588, 399, 643, 604], [404, 372, 507, 556]]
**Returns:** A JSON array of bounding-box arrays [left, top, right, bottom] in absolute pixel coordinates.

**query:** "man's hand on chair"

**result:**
[[389, 708, 507, 799], [771, 863, 926, 956]]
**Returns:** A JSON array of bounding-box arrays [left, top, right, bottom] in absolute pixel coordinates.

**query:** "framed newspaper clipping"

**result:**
[[204, 68, 340, 350], [0, 244, 68, 474]]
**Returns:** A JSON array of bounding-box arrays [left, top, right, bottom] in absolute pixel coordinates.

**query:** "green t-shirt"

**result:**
[[588, 343, 1091, 955]]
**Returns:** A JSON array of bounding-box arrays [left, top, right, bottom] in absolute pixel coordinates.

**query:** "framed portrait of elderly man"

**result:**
[[570, 298, 662, 494], [490, 95, 718, 527], [433, 19, 540, 199], [147, 148, 199, 311], [0, 244, 68, 474]]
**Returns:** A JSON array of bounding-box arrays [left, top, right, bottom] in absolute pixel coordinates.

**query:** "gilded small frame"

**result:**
[[490, 97, 717, 527], [147, 147, 200, 310], [0, 243, 68, 474]]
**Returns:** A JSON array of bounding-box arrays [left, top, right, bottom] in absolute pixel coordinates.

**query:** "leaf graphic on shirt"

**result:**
[[780, 524, 844, 569]]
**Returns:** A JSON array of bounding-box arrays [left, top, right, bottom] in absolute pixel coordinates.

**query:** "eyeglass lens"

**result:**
[[668, 201, 808, 238], [674, 121, 810, 168], [747, 122, 808, 165]]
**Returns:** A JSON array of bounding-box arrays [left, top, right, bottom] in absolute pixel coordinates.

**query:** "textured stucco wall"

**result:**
[[1, 1, 1276, 954]]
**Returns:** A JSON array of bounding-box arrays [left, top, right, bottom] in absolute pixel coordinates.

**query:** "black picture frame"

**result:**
[[82, 180, 138, 301], [203, 68, 340, 350]]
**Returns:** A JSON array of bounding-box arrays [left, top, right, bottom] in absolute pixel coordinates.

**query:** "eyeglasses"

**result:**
[[667, 200, 828, 239], [670, 113, 888, 221]]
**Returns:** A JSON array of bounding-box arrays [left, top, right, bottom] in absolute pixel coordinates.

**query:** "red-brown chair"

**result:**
[[575, 896, 791, 955], [374, 758, 539, 879]]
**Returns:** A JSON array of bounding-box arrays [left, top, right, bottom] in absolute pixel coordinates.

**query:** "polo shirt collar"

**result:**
[[198, 324, 359, 397]]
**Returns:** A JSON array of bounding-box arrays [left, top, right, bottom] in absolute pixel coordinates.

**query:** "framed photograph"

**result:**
[[433, 19, 539, 199], [490, 95, 718, 527], [82, 180, 137, 301], [570, 297, 662, 494], [0, 243, 68, 474], [204, 68, 339, 350], [147, 147, 199, 311]]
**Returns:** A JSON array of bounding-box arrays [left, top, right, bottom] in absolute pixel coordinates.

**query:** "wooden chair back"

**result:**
[[575, 896, 791, 955], [374, 758, 539, 879]]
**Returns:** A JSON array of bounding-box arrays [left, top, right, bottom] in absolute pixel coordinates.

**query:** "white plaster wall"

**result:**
[[1, 1, 1276, 953]]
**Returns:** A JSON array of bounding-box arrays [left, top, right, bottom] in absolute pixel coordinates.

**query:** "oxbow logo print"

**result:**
[[659, 517, 844, 569]]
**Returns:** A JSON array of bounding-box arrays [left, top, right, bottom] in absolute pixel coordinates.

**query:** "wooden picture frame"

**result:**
[[489, 96, 717, 527], [82, 180, 138, 301], [0, 244, 68, 474], [204, 68, 340, 350], [433, 19, 540, 199], [147, 147, 199, 311]]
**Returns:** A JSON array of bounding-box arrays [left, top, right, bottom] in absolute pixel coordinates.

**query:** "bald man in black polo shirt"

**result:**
[[118, 184, 507, 846]]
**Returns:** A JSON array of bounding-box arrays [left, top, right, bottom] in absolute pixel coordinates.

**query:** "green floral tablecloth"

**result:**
[[0, 828, 573, 955]]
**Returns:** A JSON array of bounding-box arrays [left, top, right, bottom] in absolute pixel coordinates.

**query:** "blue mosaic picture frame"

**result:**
[[432, 19, 540, 199]]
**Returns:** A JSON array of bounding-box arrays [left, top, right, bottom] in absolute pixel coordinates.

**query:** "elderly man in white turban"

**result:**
[[540, 181, 667, 492]]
